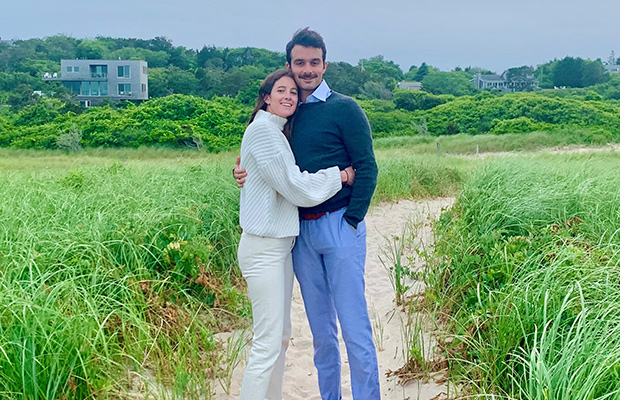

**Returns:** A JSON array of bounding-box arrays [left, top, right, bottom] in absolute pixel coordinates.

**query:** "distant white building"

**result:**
[[43, 59, 148, 106], [605, 64, 620, 75], [473, 73, 509, 92], [473, 71, 538, 93], [397, 81, 422, 91]]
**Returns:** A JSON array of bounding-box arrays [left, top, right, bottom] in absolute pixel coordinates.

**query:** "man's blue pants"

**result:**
[[293, 208, 380, 400]]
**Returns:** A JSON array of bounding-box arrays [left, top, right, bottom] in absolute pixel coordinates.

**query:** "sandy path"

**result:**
[[213, 198, 455, 399]]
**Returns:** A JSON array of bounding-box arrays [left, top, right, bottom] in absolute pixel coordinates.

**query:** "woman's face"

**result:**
[[265, 76, 298, 119]]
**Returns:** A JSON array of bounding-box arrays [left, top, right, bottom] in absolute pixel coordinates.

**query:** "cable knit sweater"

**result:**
[[239, 110, 342, 238]]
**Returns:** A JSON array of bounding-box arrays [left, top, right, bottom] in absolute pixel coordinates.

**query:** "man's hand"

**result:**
[[234, 155, 247, 188]]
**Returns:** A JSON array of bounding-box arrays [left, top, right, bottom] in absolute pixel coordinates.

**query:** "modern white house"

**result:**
[[43, 59, 148, 106]]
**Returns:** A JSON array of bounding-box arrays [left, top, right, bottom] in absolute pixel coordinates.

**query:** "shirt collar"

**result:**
[[303, 80, 332, 104]]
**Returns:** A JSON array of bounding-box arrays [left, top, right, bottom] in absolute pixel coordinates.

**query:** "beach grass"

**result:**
[[374, 128, 616, 155], [423, 152, 620, 398], [0, 145, 467, 398], [4, 142, 617, 398]]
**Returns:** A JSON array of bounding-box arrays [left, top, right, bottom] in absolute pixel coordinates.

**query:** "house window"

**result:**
[[62, 81, 81, 95], [90, 65, 108, 78], [80, 81, 90, 96], [143, 66, 147, 75], [79, 81, 108, 96], [93, 81, 108, 96], [141, 83, 146, 92], [74, 66, 79, 72], [118, 83, 132, 95], [66, 66, 73, 72], [118, 65, 130, 78]]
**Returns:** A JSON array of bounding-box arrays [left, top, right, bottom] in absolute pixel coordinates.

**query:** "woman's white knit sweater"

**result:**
[[239, 110, 342, 238]]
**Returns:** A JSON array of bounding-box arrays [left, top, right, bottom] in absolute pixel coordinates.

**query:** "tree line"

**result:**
[[2, 35, 620, 150], [1, 35, 618, 112]]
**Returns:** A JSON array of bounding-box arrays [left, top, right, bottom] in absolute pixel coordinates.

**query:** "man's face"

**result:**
[[286, 45, 327, 96]]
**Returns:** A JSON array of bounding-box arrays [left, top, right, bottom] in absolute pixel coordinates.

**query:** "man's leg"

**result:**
[[321, 213, 380, 400], [293, 223, 341, 400]]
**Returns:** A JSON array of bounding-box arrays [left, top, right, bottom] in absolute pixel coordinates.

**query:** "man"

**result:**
[[235, 28, 380, 399]]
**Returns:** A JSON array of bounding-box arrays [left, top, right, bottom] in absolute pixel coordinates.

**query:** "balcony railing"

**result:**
[[42, 72, 109, 81]]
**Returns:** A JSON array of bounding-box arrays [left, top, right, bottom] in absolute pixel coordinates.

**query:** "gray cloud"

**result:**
[[1, 0, 619, 73]]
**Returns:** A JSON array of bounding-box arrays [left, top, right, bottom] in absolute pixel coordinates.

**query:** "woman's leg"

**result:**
[[237, 233, 294, 400], [265, 246, 294, 399]]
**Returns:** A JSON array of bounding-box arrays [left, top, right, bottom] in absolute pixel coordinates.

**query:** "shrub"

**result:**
[[424, 92, 620, 136], [14, 98, 65, 127], [56, 125, 83, 151], [489, 116, 553, 134], [0, 114, 14, 146], [393, 89, 445, 111], [1, 94, 247, 149]]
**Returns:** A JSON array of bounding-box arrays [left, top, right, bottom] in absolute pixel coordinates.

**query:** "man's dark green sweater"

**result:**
[[290, 91, 378, 228]]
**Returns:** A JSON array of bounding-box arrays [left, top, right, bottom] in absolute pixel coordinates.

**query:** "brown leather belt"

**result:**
[[302, 212, 327, 220], [301, 207, 344, 221]]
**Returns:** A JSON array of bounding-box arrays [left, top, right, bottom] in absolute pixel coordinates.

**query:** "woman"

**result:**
[[237, 69, 354, 400]]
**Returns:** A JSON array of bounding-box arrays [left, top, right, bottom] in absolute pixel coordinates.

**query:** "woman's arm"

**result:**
[[246, 121, 343, 207], [258, 152, 342, 208]]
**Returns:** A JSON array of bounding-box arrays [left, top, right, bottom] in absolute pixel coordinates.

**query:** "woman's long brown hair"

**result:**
[[248, 69, 298, 138]]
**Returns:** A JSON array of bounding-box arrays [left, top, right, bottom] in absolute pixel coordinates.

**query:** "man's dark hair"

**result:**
[[285, 27, 327, 64]]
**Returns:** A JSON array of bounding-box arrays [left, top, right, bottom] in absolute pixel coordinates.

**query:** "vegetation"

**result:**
[[2, 88, 620, 149], [424, 152, 620, 398], [0, 95, 247, 150], [373, 128, 616, 155], [0, 35, 410, 108], [2, 33, 620, 399], [0, 153, 245, 398], [2, 35, 620, 150], [536, 57, 610, 89], [0, 146, 468, 399]]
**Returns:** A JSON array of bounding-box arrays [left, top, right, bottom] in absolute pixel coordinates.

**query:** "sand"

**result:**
[[212, 198, 455, 400]]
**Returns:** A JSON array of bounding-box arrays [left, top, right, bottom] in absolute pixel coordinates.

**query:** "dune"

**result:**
[[212, 198, 455, 399]]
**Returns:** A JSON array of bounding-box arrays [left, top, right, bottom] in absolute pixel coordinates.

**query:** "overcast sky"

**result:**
[[1, 0, 619, 73]]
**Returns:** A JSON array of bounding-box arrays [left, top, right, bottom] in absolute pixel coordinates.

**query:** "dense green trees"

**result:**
[[76, 40, 107, 59], [506, 66, 537, 91], [0, 36, 412, 106], [413, 62, 429, 81], [423, 92, 620, 135], [360, 55, 403, 86], [2, 89, 620, 149], [0, 94, 247, 150], [581, 60, 608, 86], [148, 67, 201, 97], [421, 71, 478, 96], [1, 34, 620, 150], [1, 34, 616, 108], [548, 57, 609, 88], [323, 61, 367, 96], [393, 89, 445, 111]]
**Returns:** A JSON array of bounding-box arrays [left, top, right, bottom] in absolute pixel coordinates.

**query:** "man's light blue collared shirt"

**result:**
[[303, 80, 332, 104]]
